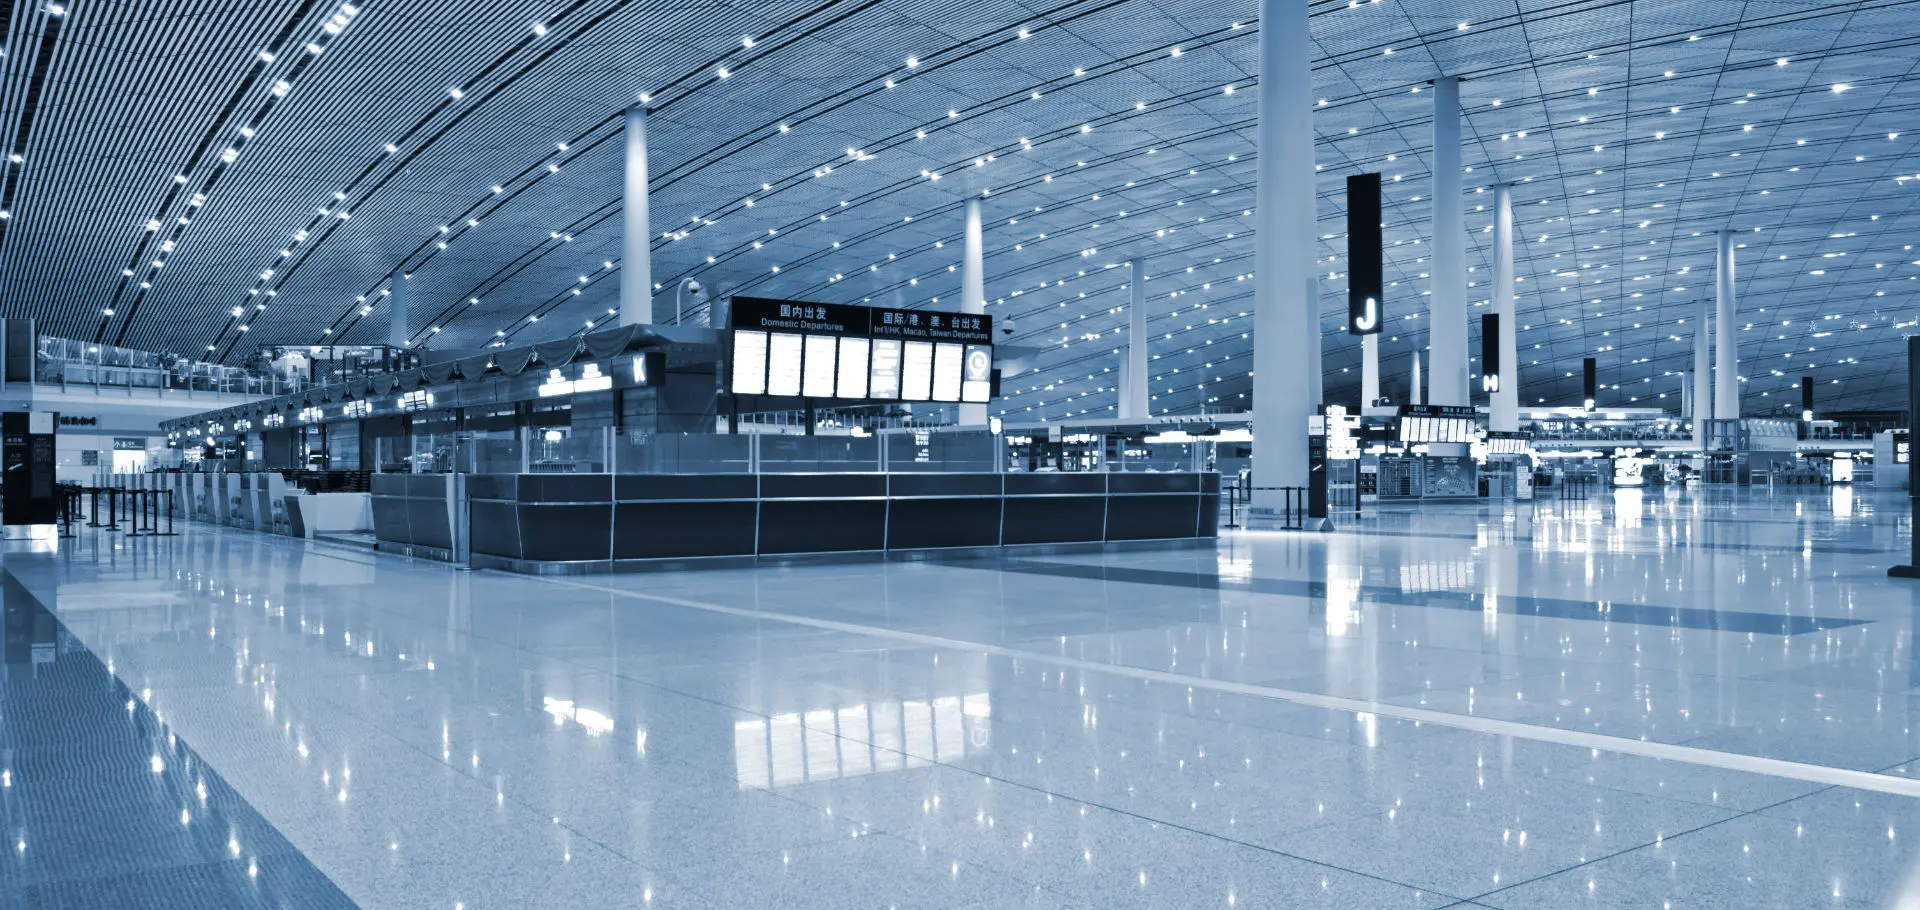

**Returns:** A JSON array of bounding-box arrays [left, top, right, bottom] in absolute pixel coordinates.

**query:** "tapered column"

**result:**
[[1121, 258, 1148, 419], [620, 105, 654, 326], [958, 196, 987, 425], [1428, 75, 1468, 407], [1250, 0, 1317, 506], [1694, 298, 1712, 449], [1411, 352, 1423, 405], [1360, 333, 1379, 407], [387, 272, 408, 348], [1713, 230, 1738, 419], [1490, 183, 1518, 431]]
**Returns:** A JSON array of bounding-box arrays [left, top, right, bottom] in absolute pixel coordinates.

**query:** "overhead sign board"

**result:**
[[1396, 404, 1479, 445], [728, 296, 992, 404]]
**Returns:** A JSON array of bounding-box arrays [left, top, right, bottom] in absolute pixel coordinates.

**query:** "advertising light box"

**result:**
[[728, 296, 994, 404]]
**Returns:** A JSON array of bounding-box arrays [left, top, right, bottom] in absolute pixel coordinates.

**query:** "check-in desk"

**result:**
[[369, 474, 458, 560], [463, 471, 1219, 574]]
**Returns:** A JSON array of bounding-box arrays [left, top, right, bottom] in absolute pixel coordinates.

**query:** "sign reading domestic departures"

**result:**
[[728, 296, 992, 403]]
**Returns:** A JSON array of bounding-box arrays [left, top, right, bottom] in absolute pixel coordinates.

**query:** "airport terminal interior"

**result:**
[[3, 0, 1920, 906]]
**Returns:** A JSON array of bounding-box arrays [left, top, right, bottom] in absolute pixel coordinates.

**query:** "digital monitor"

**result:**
[[962, 344, 992, 403], [931, 343, 963, 402], [836, 337, 870, 399], [766, 332, 803, 397], [731, 330, 768, 395], [868, 339, 902, 399], [900, 341, 934, 401], [802, 335, 838, 398]]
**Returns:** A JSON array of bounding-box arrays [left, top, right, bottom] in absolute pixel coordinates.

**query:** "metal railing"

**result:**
[[34, 336, 311, 397]]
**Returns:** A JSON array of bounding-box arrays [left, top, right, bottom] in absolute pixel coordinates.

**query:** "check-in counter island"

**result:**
[[372, 471, 1219, 573]]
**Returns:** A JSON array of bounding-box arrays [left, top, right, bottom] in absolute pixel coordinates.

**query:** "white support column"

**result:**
[[1428, 75, 1468, 407], [388, 271, 408, 349], [1360, 333, 1379, 408], [1307, 274, 1323, 410], [1250, 0, 1317, 507], [958, 195, 987, 425], [1122, 258, 1148, 419], [1714, 230, 1738, 420], [1411, 352, 1423, 405], [1694, 297, 1713, 449], [1490, 183, 1518, 431], [620, 105, 653, 326]]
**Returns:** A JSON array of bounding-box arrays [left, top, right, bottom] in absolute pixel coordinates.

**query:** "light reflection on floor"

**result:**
[[6, 485, 1920, 907]]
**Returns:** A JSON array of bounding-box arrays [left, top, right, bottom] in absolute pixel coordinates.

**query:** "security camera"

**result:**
[[998, 318, 1017, 338]]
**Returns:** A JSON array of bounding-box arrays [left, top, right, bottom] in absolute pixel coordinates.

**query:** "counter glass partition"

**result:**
[[885, 431, 997, 473], [757, 435, 881, 473], [529, 426, 608, 473], [470, 430, 524, 475], [612, 430, 752, 473]]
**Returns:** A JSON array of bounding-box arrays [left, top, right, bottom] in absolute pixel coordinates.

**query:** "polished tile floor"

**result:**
[[7, 485, 1920, 907]]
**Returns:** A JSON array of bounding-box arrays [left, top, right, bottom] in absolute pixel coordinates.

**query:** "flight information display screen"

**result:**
[[730, 330, 768, 395], [729, 297, 994, 404], [931, 343, 963, 402], [835, 337, 870, 399], [802, 335, 838, 398], [869, 339, 902, 399], [765, 332, 804, 397], [1395, 406, 1479, 444], [899, 341, 935, 401]]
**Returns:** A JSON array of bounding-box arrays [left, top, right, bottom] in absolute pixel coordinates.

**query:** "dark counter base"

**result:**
[[461, 471, 1219, 574], [469, 537, 1216, 576]]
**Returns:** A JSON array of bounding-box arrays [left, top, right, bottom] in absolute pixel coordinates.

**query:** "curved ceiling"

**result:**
[[3, 0, 1918, 419]]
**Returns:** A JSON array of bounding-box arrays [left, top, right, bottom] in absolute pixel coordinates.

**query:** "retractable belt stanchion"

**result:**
[[87, 487, 103, 528], [1250, 486, 1309, 531], [156, 489, 178, 537], [58, 487, 79, 539], [125, 489, 147, 538]]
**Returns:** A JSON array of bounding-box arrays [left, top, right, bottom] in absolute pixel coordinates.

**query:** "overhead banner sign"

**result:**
[[728, 296, 992, 403], [1345, 173, 1383, 336]]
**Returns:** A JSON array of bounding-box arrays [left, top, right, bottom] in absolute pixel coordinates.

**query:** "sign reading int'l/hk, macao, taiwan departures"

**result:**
[[728, 296, 992, 404]]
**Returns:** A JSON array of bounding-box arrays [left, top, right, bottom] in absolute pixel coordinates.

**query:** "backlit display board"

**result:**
[[729, 297, 992, 404]]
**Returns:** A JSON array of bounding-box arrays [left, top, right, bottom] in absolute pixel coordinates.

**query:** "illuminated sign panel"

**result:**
[[728, 296, 992, 404], [1396, 405, 1477, 444], [537, 363, 613, 398]]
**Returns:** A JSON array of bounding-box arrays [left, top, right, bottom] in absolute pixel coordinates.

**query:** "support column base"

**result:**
[[1889, 565, 1920, 579]]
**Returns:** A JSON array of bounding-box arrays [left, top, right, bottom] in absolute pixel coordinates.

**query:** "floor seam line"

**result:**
[[522, 573, 1920, 800], [1457, 782, 1841, 904]]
